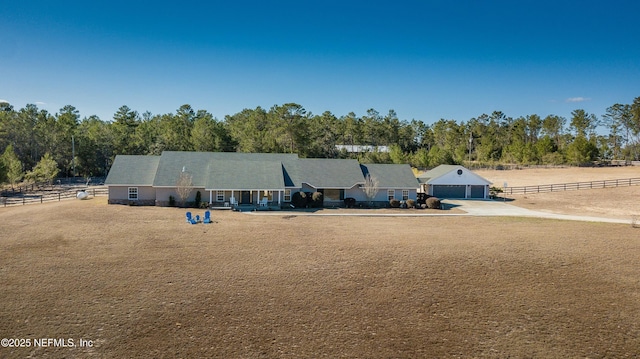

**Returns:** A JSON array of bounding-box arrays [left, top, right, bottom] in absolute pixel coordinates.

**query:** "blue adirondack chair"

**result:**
[[203, 210, 211, 224], [186, 211, 193, 223]]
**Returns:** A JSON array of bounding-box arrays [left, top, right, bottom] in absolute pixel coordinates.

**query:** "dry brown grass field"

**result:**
[[475, 166, 640, 219], [1, 167, 640, 358]]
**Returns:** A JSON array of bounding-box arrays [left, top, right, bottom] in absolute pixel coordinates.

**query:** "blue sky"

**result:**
[[2, 1, 639, 126]]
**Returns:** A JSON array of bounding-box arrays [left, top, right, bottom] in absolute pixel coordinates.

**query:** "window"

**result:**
[[387, 189, 395, 200], [402, 190, 409, 200], [128, 187, 138, 201], [284, 189, 291, 202], [216, 190, 224, 202], [323, 189, 344, 201]]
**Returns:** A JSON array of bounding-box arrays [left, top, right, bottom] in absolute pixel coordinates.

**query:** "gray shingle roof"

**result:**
[[417, 165, 459, 182], [153, 151, 213, 187], [205, 160, 284, 190], [152, 151, 298, 188], [360, 164, 418, 188], [288, 158, 365, 188], [105, 151, 420, 192], [417, 165, 492, 185], [104, 155, 160, 186]]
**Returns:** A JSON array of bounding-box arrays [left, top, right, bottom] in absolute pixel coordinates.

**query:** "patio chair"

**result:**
[[230, 197, 238, 206], [259, 197, 268, 207], [195, 214, 201, 223], [203, 210, 211, 224], [186, 211, 193, 223]]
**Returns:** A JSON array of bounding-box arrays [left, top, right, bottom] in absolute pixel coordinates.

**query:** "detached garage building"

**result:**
[[417, 165, 492, 199]]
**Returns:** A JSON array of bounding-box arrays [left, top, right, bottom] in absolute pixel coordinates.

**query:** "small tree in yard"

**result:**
[[362, 173, 379, 206], [175, 171, 194, 207], [25, 153, 58, 186], [1, 144, 23, 189]]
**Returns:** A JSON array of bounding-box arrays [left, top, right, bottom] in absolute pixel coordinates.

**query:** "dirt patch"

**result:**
[[1, 197, 639, 358]]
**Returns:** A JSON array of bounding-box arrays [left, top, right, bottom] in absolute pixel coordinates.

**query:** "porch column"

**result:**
[[278, 190, 281, 205], [209, 190, 212, 204]]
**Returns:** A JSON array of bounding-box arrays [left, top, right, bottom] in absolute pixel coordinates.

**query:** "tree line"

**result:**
[[0, 98, 639, 186]]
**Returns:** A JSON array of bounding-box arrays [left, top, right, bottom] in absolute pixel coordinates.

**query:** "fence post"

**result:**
[[23, 197, 25, 205], [41, 195, 43, 203], [59, 193, 61, 201]]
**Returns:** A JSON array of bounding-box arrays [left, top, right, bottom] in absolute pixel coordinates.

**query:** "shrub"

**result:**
[[304, 192, 314, 206], [406, 199, 416, 208], [426, 197, 441, 209], [195, 191, 202, 208], [311, 191, 323, 208], [292, 191, 307, 208], [169, 195, 176, 207], [489, 186, 503, 199], [389, 199, 401, 208], [344, 197, 356, 208]]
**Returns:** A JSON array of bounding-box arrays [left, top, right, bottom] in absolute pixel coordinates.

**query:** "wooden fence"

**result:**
[[504, 178, 640, 195], [1, 188, 109, 207]]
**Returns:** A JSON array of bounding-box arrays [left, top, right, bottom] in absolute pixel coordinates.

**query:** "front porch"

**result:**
[[206, 189, 292, 210]]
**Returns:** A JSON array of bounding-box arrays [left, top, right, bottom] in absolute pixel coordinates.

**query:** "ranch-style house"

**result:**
[[104, 151, 419, 208]]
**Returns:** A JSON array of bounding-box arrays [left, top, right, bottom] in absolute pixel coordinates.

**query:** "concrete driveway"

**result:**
[[445, 199, 631, 224], [247, 200, 632, 224]]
